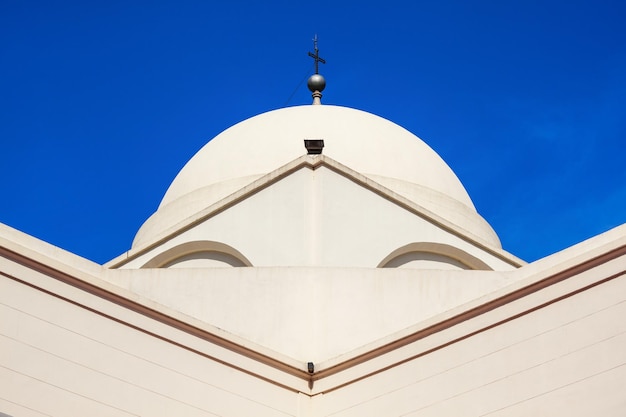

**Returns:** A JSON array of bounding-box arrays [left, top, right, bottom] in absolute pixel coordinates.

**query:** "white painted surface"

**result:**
[[132, 105, 500, 251], [1, 213, 625, 416], [127, 165, 511, 270], [160, 105, 474, 210], [108, 267, 512, 363], [318, 273, 626, 417], [0, 264, 300, 417]]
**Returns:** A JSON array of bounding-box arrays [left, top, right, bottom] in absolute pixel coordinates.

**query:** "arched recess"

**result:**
[[141, 241, 253, 268], [377, 242, 493, 270]]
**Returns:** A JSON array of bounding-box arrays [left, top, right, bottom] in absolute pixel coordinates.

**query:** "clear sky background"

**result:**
[[1, 0, 625, 264]]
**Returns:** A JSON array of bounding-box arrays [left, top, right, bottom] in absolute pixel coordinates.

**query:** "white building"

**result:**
[[1, 74, 625, 416]]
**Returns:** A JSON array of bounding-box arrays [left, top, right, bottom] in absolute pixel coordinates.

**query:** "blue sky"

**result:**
[[1, 1, 625, 264]]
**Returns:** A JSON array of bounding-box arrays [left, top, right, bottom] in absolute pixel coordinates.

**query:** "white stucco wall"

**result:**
[[120, 165, 516, 270], [317, 270, 626, 417], [1, 220, 625, 416], [106, 267, 512, 363], [158, 105, 475, 213], [0, 255, 302, 417]]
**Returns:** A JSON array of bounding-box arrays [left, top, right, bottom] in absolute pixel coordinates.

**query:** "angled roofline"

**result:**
[[106, 154, 525, 269], [2, 213, 624, 395]]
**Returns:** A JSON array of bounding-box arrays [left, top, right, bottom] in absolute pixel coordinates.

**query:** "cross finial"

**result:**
[[308, 34, 326, 74], [306, 35, 326, 105]]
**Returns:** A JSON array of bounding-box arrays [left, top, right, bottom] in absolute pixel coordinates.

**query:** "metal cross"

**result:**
[[308, 35, 326, 74]]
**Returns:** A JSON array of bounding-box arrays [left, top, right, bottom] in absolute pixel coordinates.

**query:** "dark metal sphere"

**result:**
[[307, 74, 326, 92]]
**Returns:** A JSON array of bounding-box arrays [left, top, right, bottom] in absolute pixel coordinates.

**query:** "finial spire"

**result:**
[[307, 35, 326, 105], [308, 34, 326, 74]]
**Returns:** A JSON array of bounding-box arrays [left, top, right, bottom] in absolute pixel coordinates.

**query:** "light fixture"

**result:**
[[304, 139, 324, 155]]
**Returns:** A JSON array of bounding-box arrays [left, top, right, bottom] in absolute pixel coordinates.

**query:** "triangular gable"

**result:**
[[108, 154, 523, 270]]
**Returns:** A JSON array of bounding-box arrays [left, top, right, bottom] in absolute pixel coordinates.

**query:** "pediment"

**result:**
[[109, 155, 521, 271]]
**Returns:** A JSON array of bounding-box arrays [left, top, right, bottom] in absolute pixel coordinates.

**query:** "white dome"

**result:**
[[133, 105, 500, 248], [162, 105, 474, 207]]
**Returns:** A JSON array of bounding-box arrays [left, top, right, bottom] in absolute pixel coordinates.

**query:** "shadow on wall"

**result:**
[[378, 242, 492, 270], [142, 241, 253, 268]]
